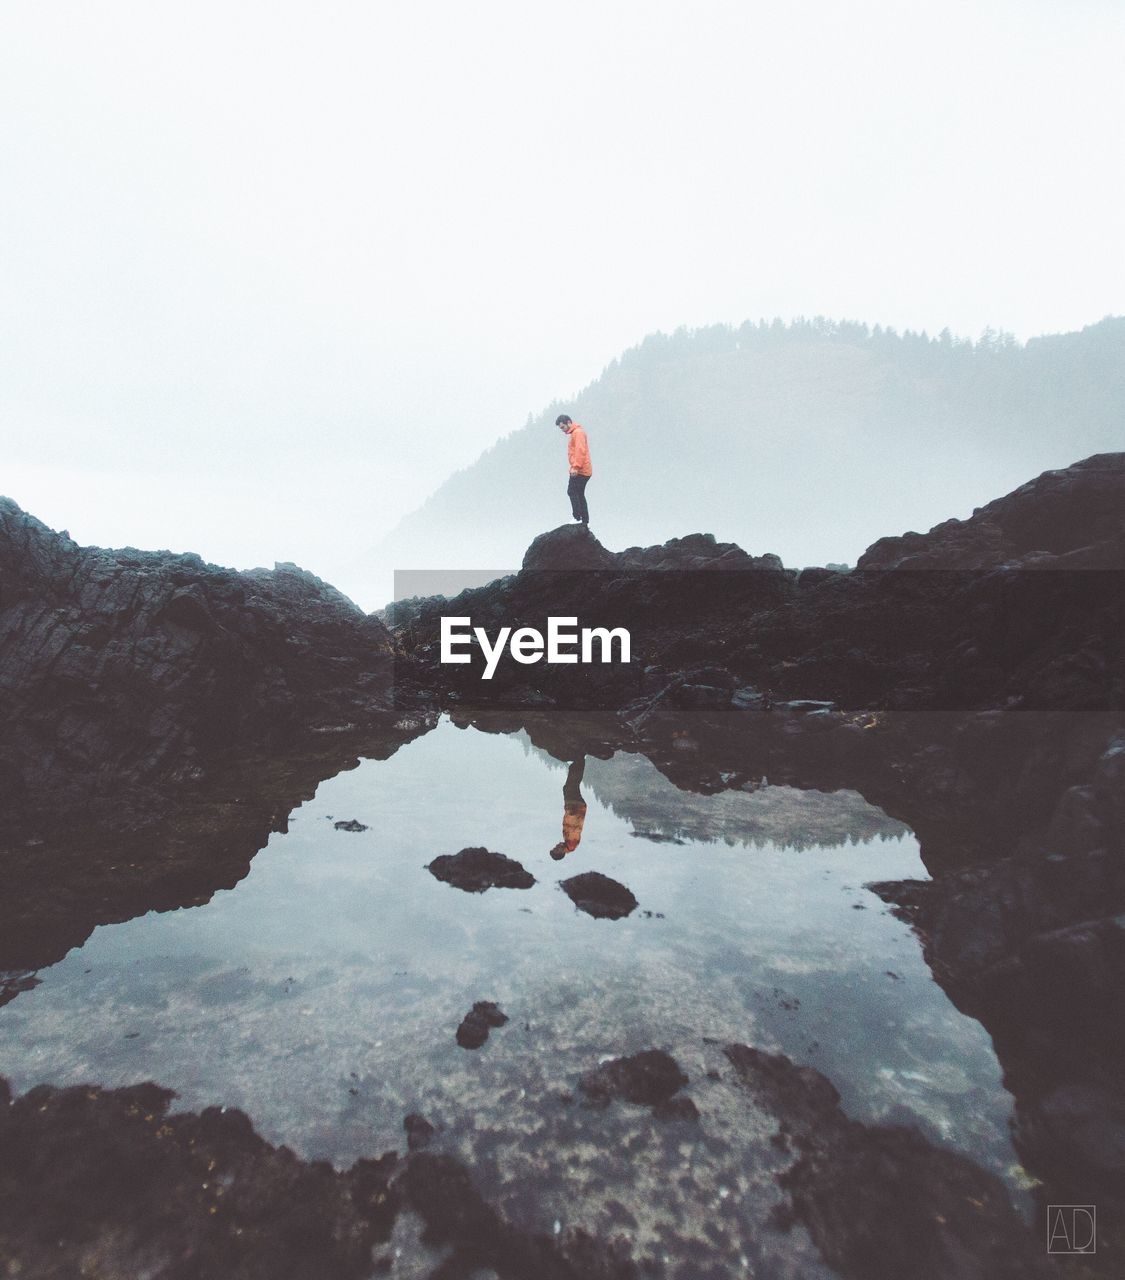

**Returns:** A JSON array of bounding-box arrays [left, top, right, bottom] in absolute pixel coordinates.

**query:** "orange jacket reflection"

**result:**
[[551, 758, 587, 860]]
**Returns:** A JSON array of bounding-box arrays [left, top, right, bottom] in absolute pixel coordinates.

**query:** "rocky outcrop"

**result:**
[[0, 1078, 637, 1280], [723, 1045, 1052, 1280], [0, 497, 402, 841], [0, 495, 433, 971], [859, 453, 1125, 569], [393, 455, 1125, 715]]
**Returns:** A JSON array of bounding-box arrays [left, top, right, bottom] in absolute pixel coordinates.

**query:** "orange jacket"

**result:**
[[563, 801, 587, 852], [566, 424, 592, 477]]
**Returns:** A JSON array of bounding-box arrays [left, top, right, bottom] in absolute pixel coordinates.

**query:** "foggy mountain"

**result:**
[[376, 316, 1125, 575]]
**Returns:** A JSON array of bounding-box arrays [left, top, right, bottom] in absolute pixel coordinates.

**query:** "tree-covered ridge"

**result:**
[[378, 316, 1125, 574]]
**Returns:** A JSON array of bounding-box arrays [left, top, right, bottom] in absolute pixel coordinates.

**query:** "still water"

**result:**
[[0, 717, 1029, 1265]]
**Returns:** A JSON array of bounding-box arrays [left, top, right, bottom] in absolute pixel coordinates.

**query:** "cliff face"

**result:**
[[0, 497, 398, 836]]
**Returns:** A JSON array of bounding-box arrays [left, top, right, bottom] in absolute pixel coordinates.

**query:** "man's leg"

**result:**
[[567, 474, 586, 522], [569, 475, 590, 524]]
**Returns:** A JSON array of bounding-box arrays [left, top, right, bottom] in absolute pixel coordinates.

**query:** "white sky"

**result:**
[[3, 0, 1124, 604]]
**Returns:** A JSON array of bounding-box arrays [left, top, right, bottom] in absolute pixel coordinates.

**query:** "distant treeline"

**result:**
[[379, 315, 1124, 577]]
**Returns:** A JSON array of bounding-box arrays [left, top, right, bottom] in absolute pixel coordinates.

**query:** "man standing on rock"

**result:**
[[556, 414, 592, 526]]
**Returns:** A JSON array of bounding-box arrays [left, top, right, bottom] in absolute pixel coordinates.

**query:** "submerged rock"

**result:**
[[0, 1076, 636, 1280], [333, 819, 368, 832], [403, 1112, 436, 1151], [455, 1001, 509, 1050], [560, 871, 638, 919], [723, 1044, 1052, 1280], [0, 1076, 400, 1279], [427, 847, 535, 893], [578, 1049, 689, 1110]]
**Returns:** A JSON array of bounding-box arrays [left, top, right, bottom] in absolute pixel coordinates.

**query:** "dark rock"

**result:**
[[1025, 1082, 1125, 1173], [0, 1076, 636, 1280], [427, 847, 535, 893], [723, 1045, 840, 1128], [0, 1076, 399, 1279], [333, 819, 368, 833], [404, 1113, 436, 1151], [560, 871, 638, 919], [455, 1001, 509, 1049], [0, 973, 40, 1009], [398, 1150, 637, 1278], [730, 685, 765, 711], [158, 583, 217, 633], [522, 525, 617, 572], [723, 1045, 1052, 1280], [858, 454, 1125, 570], [0, 497, 398, 846], [579, 1049, 689, 1108], [669, 683, 731, 709], [653, 1096, 699, 1123]]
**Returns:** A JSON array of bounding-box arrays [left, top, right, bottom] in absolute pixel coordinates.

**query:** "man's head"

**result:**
[[549, 841, 569, 861], [555, 414, 572, 432]]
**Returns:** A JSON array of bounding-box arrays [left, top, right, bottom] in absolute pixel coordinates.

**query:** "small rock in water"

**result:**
[[456, 1001, 509, 1050], [428, 847, 535, 893], [560, 871, 638, 919], [334, 819, 368, 832]]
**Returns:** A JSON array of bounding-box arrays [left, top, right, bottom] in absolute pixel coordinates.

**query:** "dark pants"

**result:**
[[567, 474, 590, 523]]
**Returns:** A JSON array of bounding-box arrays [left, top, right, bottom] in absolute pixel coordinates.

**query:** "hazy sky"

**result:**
[[3, 0, 1123, 605]]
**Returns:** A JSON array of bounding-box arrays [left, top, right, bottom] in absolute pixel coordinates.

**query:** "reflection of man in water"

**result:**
[[550, 757, 587, 860]]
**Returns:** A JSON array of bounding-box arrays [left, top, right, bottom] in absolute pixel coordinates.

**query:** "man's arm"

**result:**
[[569, 428, 590, 475]]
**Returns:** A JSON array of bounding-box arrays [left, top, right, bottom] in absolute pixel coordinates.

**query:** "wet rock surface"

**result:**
[[427, 847, 536, 893], [0, 1078, 637, 1280], [723, 1045, 1053, 1280], [560, 871, 639, 919], [0, 1076, 400, 1280], [578, 1049, 689, 1110], [404, 1112, 436, 1151], [456, 1001, 509, 1050], [0, 497, 403, 844]]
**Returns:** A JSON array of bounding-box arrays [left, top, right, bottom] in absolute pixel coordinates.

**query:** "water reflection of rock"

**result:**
[[0, 721, 436, 974]]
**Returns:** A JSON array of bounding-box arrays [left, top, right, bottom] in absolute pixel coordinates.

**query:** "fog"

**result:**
[[3, 1, 1123, 607]]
